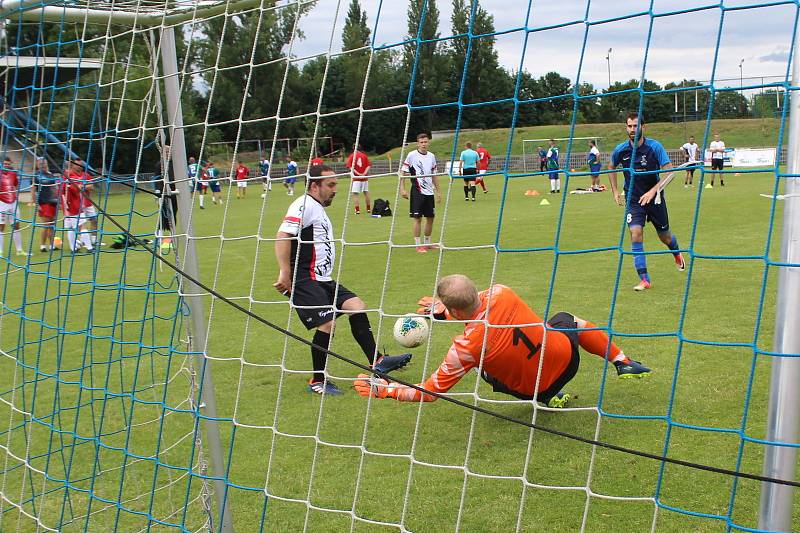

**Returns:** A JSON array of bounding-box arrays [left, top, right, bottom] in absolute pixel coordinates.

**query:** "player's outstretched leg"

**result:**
[[658, 231, 685, 271], [307, 324, 343, 396], [342, 299, 412, 375], [573, 316, 651, 378]]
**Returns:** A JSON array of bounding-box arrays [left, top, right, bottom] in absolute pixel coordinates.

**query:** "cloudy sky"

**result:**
[[285, 0, 795, 92]]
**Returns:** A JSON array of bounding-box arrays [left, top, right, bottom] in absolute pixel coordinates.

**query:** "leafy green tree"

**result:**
[[405, 0, 447, 135]]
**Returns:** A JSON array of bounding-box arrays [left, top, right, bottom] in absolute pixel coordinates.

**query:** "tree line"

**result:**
[[6, 0, 756, 174]]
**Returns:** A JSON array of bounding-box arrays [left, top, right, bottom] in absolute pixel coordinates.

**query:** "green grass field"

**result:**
[[0, 166, 796, 532]]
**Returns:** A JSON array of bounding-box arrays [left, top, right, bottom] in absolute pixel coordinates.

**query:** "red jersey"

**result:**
[[346, 151, 371, 181], [310, 157, 324, 168], [235, 165, 249, 180], [476, 147, 491, 171], [61, 180, 83, 216], [0, 170, 19, 204], [385, 285, 573, 402], [67, 170, 92, 207]]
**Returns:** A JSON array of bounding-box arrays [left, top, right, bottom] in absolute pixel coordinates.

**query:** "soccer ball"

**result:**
[[393, 315, 429, 348], [53, 237, 62, 249]]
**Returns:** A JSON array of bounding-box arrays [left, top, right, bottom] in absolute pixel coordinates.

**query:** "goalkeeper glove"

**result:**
[[354, 374, 395, 399], [416, 296, 446, 320]]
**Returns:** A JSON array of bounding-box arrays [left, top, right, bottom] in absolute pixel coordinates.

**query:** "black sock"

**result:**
[[311, 329, 330, 383], [349, 313, 377, 365], [470, 185, 476, 198], [463, 185, 469, 198]]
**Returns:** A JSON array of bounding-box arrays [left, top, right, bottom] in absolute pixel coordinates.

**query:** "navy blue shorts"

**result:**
[[549, 170, 559, 180], [627, 198, 670, 233], [208, 180, 221, 193]]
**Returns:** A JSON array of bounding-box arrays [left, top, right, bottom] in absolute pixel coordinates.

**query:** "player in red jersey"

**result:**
[[234, 161, 250, 199], [310, 154, 324, 169], [0, 158, 29, 257], [346, 145, 371, 215], [475, 143, 491, 193], [61, 170, 94, 253], [32, 157, 61, 252], [68, 158, 100, 246], [355, 274, 650, 406]]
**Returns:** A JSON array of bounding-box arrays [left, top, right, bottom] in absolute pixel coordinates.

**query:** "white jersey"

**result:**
[[681, 142, 699, 162], [710, 140, 725, 159], [278, 194, 335, 281], [402, 149, 437, 195]]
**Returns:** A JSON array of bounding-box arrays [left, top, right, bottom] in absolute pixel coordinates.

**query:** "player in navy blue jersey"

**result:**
[[609, 113, 686, 291]]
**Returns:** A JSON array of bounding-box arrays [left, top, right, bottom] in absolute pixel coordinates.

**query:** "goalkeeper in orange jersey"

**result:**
[[355, 274, 650, 407]]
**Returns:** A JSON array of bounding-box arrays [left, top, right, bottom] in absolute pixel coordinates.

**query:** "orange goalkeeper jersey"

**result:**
[[391, 285, 573, 402]]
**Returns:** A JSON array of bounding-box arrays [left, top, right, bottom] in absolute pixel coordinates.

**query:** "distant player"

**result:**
[[0, 158, 29, 257], [203, 160, 223, 205], [273, 165, 412, 395], [400, 132, 442, 253], [259, 158, 271, 193], [538, 146, 547, 173], [475, 142, 490, 193], [587, 140, 601, 191], [235, 161, 249, 199], [346, 145, 371, 215], [709, 132, 726, 187], [546, 139, 560, 193], [61, 169, 94, 253], [187, 156, 199, 193], [70, 158, 100, 246], [609, 113, 686, 291], [354, 274, 650, 406], [285, 157, 298, 196], [681, 136, 699, 187], [32, 157, 60, 252], [459, 141, 479, 202]]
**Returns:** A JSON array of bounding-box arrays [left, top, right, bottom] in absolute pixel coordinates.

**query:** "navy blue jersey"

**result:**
[[610, 138, 670, 200]]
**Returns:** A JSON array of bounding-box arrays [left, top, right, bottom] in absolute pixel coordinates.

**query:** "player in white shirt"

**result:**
[[708, 133, 726, 187], [680, 136, 700, 187], [400, 133, 442, 253], [273, 165, 412, 395]]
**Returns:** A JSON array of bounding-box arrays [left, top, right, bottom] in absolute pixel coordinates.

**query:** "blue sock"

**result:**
[[667, 234, 680, 257], [632, 241, 649, 281]]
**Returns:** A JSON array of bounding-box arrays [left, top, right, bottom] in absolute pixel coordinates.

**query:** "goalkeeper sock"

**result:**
[[463, 185, 469, 199], [578, 322, 627, 363], [632, 241, 648, 281], [349, 313, 377, 365], [311, 329, 331, 383]]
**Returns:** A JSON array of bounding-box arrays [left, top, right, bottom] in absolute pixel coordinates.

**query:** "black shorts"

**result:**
[[291, 279, 357, 330], [480, 312, 581, 404], [711, 158, 724, 171], [410, 189, 435, 218], [462, 168, 477, 181], [626, 198, 670, 233]]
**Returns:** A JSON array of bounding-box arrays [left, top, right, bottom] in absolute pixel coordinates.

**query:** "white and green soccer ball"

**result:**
[[393, 315, 429, 348]]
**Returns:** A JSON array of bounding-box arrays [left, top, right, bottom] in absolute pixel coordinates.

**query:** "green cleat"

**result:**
[[546, 391, 571, 408]]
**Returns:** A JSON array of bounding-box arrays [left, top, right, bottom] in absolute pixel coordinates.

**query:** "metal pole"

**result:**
[[606, 48, 612, 88], [159, 27, 235, 533], [758, 22, 800, 532]]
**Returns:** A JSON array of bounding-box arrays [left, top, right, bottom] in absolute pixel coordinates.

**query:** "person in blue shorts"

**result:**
[[609, 113, 686, 291], [203, 160, 223, 205], [459, 141, 480, 202], [285, 156, 298, 196]]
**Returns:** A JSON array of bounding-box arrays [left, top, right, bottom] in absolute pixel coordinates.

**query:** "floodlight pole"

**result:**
[[758, 24, 800, 533], [160, 27, 235, 533]]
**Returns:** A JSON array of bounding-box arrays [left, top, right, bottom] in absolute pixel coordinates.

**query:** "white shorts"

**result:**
[[0, 201, 19, 224], [237, 181, 248, 188], [479, 169, 487, 175], [82, 205, 97, 218], [351, 180, 369, 193]]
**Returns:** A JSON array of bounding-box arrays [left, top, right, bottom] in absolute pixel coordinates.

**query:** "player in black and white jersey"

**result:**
[[273, 165, 412, 395], [400, 132, 442, 253]]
